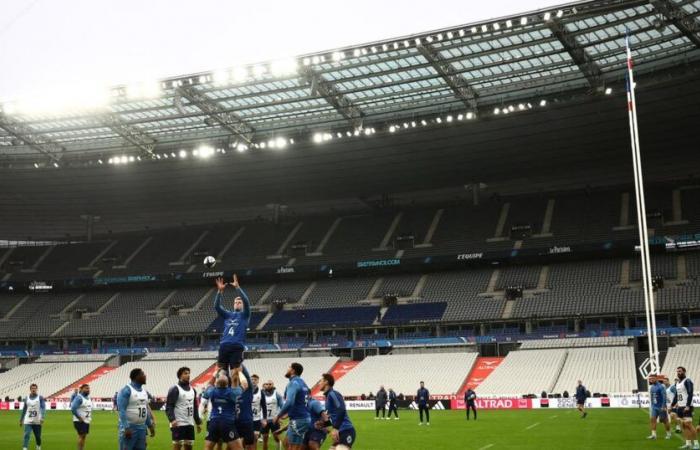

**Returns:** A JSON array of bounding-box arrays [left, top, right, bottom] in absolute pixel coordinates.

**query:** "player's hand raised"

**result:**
[[215, 277, 227, 292], [230, 274, 240, 289]]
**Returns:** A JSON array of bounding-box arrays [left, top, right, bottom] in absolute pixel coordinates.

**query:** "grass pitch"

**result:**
[[0, 408, 688, 449]]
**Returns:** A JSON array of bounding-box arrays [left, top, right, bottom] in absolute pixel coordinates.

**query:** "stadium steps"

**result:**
[[191, 363, 219, 391], [501, 300, 515, 319], [155, 290, 178, 310], [311, 360, 359, 396], [415, 208, 443, 248], [482, 269, 500, 295], [373, 307, 388, 325], [309, 217, 342, 256], [257, 285, 276, 305], [216, 226, 246, 260], [114, 236, 152, 269], [1, 294, 30, 320], [50, 321, 70, 337], [256, 312, 274, 331], [536, 266, 549, 290], [59, 294, 85, 315], [0, 246, 16, 269], [97, 293, 120, 313], [51, 365, 117, 399], [549, 350, 570, 393], [79, 240, 117, 271], [172, 230, 210, 265], [412, 275, 428, 298], [268, 221, 303, 259], [667, 188, 689, 225], [678, 255, 688, 281], [456, 357, 504, 397], [192, 288, 216, 310], [487, 202, 510, 242], [533, 199, 555, 237], [30, 245, 56, 271], [149, 317, 169, 334], [613, 192, 635, 231], [367, 278, 383, 299], [297, 281, 317, 305], [619, 260, 631, 287], [373, 212, 403, 251]]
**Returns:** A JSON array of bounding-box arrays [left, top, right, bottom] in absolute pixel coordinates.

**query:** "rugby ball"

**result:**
[[203, 255, 217, 268]]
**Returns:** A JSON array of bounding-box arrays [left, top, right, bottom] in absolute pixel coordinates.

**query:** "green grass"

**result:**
[[0, 408, 689, 449]]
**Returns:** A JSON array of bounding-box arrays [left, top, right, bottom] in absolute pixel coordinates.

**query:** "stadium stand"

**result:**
[[552, 346, 637, 394], [0, 354, 111, 399], [661, 342, 700, 382], [334, 352, 478, 396], [476, 349, 568, 397], [519, 337, 629, 349]]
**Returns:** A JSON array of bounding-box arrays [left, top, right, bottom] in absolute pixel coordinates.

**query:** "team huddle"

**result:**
[[18, 275, 357, 450]]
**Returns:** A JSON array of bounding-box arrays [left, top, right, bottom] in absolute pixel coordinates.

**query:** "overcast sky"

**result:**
[[0, 0, 564, 102]]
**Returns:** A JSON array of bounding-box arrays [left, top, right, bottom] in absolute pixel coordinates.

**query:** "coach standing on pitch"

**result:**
[[375, 386, 387, 420], [575, 380, 588, 419], [417, 381, 430, 426]]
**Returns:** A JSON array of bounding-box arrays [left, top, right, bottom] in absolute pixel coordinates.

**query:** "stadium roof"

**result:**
[[0, 0, 699, 168]]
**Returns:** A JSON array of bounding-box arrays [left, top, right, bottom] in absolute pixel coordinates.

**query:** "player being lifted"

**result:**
[[20, 383, 46, 450], [215, 275, 251, 378], [71, 384, 93, 450]]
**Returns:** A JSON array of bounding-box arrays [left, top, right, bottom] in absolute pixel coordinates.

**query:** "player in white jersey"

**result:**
[[166, 366, 202, 450], [70, 384, 93, 450], [251, 374, 268, 445], [673, 366, 699, 450], [261, 380, 284, 450], [20, 383, 45, 450], [117, 368, 156, 450]]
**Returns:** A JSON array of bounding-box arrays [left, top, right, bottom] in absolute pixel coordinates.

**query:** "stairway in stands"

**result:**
[[51, 366, 118, 398], [456, 357, 504, 398], [311, 360, 360, 396]]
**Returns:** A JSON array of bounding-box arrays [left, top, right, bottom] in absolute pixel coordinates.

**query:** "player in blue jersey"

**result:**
[[272, 363, 311, 450], [203, 374, 244, 450], [318, 373, 356, 450], [647, 374, 671, 440], [214, 275, 251, 376], [235, 365, 257, 450], [117, 368, 155, 450], [20, 383, 46, 450], [304, 398, 327, 450]]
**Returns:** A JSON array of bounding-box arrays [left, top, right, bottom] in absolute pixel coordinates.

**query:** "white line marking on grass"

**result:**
[[525, 422, 541, 430], [477, 444, 494, 450], [548, 415, 558, 419]]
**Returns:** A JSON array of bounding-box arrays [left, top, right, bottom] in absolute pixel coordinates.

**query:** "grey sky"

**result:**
[[0, 0, 564, 102]]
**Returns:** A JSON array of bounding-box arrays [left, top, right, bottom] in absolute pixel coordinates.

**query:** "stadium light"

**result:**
[[231, 67, 248, 83], [98, 159, 103, 164], [179, 150, 187, 158], [120, 155, 128, 164], [605, 87, 613, 95], [520, 16, 528, 25], [466, 112, 474, 119], [539, 99, 547, 107], [34, 163, 39, 168], [271, 59, 297, 76], [53, 162, 59, 168], [493, 22, 500, 31], [506, 20, 513, 28], [556, 10, 564, 18], [457, 114, 464, 121], [313, 132, 323, 143], [494, 107, 500, 114], [275, 137, 288, 148], [128, 156, 135, 162], [481, 25, 488, 32], [426, 36, 433, 43], [446, 115, 453, 122], [436, 117, 442, 123], [421, 119, 427, 126], [471, 27, 478, 33], [458, 29, 465, 37], [332, 52, 344, 61], [371, 46, 377, 53], [389, 125, 396, 133], [544, 12, 552, 21], [446, 31, 453, 39]]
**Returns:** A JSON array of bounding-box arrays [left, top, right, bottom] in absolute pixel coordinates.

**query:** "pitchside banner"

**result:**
[[451, 397, 532, 410]]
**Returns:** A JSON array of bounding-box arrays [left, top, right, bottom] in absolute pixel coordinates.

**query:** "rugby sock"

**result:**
[[651, 430, 656, 437]]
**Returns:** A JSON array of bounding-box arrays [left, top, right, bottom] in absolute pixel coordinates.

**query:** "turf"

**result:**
[[0, 408, 689, 449]]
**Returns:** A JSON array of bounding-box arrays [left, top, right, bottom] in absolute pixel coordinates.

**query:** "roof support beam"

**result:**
[[99, 114, 157, 157], [177, 85, 255, 144], [416, 42, 479, 111], [547, 19, 604, 90], [651, 0, 700, 49], [300, 68, 365, 130], [0, 112, 63, 163]]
